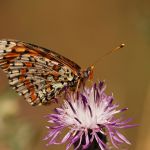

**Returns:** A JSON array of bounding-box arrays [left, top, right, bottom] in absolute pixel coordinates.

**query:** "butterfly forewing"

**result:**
[[0, 39, 81, 106]]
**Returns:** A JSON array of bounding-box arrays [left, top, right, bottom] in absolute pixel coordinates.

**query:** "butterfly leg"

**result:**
[[75, 79, 80, 93]]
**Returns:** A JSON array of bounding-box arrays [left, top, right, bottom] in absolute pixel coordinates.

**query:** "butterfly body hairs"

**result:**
[[0, 39, 94, 106]]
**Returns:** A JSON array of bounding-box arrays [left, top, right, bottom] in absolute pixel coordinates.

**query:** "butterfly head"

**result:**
[[82, 65, 94, 81]]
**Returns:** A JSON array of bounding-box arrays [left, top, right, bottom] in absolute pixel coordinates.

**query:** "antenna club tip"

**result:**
[[120, 43, 125, 48]]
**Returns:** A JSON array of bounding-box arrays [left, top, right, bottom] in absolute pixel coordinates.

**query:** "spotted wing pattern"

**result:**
[[0, 39, 81, 106]]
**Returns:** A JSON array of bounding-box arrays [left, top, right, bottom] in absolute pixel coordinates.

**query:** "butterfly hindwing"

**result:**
[[0, 39, 80, 105]]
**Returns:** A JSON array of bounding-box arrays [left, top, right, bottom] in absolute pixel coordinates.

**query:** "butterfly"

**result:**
[[0, 39, 94, 106]]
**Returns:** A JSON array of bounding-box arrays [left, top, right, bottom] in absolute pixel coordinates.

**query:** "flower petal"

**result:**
[[116, 131, 131, 145]]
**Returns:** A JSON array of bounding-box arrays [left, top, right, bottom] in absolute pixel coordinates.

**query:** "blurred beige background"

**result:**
[[0, 0, 149, 150]]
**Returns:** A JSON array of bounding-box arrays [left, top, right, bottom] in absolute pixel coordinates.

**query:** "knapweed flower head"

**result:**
[[44, 81, 135, 150]]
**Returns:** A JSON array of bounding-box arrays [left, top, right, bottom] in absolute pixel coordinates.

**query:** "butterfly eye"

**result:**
[[83, 72, 89, 78]]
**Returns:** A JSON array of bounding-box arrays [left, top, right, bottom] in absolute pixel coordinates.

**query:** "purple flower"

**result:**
[[44, 81, 135, 150]]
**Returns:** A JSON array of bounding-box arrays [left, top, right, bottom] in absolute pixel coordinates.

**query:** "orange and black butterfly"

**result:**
[[0, 39, 94, 106]]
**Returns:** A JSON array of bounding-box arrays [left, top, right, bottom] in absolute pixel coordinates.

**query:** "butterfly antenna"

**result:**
[[92, 43, 125, 65]]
